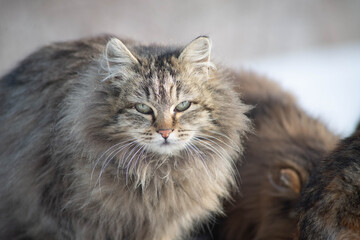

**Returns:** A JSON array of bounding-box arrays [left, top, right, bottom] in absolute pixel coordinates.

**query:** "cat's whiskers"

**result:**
[[100, 141, 137, 174], [193, 137, 232, 173], [192, 140, 228, 182], [119, 142, 142, 169], [179, 128, 239, 151], [184, 143, 197, 162], [125, 144, 146, 186], [96, 140, 138, 190], [195, 136, 234, 161], [186, 142, 214, 182], [183, 144, 192, 163], [197, 133, 240, 152], [91, 139, 134, 181], [132, 147, 147, 176], [205, 129, 240, 150], [136, 151, 160, 189], [187, 142, 206, 160], [196, 132, 242, 184]]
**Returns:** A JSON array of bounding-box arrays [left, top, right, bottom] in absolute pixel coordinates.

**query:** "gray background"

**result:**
[[1, 0, 360, 135]]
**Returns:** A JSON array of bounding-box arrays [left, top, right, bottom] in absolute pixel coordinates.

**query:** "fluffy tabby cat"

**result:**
[[295, 124, 360, 239], [194, 71, 338, 240], [0, 35, 250, 240]]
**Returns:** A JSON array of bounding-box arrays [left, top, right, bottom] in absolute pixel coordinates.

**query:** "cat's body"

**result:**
[[205, 71, 338, 240], [296, 126, 360, 240], [0, 35, 250, 240]]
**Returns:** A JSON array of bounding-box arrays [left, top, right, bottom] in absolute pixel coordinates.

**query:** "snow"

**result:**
[[234, 43, 360, 137]]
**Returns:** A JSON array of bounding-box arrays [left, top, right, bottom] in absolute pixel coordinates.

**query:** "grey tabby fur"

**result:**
[[0, 35, 250, 240]]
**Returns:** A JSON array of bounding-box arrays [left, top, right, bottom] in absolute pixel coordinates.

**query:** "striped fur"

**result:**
[[0, 35, 250, 240]]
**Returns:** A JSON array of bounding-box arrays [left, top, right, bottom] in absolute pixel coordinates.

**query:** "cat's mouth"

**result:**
[[146, 138, 186, 155]]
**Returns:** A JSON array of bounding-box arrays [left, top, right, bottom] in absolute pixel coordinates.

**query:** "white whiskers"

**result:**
[[92, 139, 139, 190], [91, 139, 133, 181], [205, 129, 240, 151], [186, 142, 213, 181], [124, 144, 146, 185]]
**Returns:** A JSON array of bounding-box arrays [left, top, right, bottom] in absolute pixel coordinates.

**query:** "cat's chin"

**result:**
[[147, 140, 186, 156]]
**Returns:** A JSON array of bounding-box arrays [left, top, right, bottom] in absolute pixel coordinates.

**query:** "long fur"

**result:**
[[0, 35, 250, 240], [201, 70, 338, 240], [295, 128, 360, 240]]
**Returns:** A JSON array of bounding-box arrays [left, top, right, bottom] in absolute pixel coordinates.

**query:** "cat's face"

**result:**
[[119, 77, 206, 155], [99, 37, 223, 156]]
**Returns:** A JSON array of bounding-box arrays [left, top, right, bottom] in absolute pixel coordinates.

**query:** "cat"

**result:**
[[0, 35, 250, 240], [295, 124, 360, 239], [193, 71, 338, 240]]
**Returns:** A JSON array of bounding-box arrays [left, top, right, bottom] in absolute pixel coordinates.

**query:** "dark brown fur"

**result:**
[[295, 127, 360, 240], [199, 71, 338, 240]]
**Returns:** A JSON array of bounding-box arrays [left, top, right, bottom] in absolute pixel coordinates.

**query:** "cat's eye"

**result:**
[[135, 103, 153, 114], [175, 101, 191, 112]]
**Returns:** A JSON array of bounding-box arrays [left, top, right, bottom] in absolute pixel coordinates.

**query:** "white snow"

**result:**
[[234, 43, 360, 137]]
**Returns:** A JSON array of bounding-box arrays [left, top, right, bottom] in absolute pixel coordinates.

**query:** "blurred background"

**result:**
[[1, 0, 359, 136]]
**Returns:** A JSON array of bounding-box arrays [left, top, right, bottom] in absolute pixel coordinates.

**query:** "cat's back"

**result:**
[[296, 129, 360, 239]]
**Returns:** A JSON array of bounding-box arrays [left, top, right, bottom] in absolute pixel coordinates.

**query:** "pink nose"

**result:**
[[157, 129, 173, 139]]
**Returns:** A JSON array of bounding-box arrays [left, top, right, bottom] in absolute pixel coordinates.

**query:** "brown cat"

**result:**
[[0, 35, 250, 240], [295, 125, 360, 239], [198, 71, 338, 240]]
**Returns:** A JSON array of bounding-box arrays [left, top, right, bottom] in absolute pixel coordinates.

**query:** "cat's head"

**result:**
[[84, 36, 249, 159], [101, 36, 214, 155]]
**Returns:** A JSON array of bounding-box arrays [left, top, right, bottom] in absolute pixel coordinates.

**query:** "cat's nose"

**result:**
[[157, 129, 174, 139]]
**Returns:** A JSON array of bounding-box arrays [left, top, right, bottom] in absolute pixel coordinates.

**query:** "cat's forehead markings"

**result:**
[[148, 72, 176, 104], [169, 82, 176, 100], [150, 74, 161, 101], [162, 74, 175, 96]]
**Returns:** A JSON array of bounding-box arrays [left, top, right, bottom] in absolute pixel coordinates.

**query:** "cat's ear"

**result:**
[[269, 168, 302, 194], [279, 168, 301, 194], [102, 38, 139, 82], [106, 38, 139, 66], [179, 36, 215, 75]]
